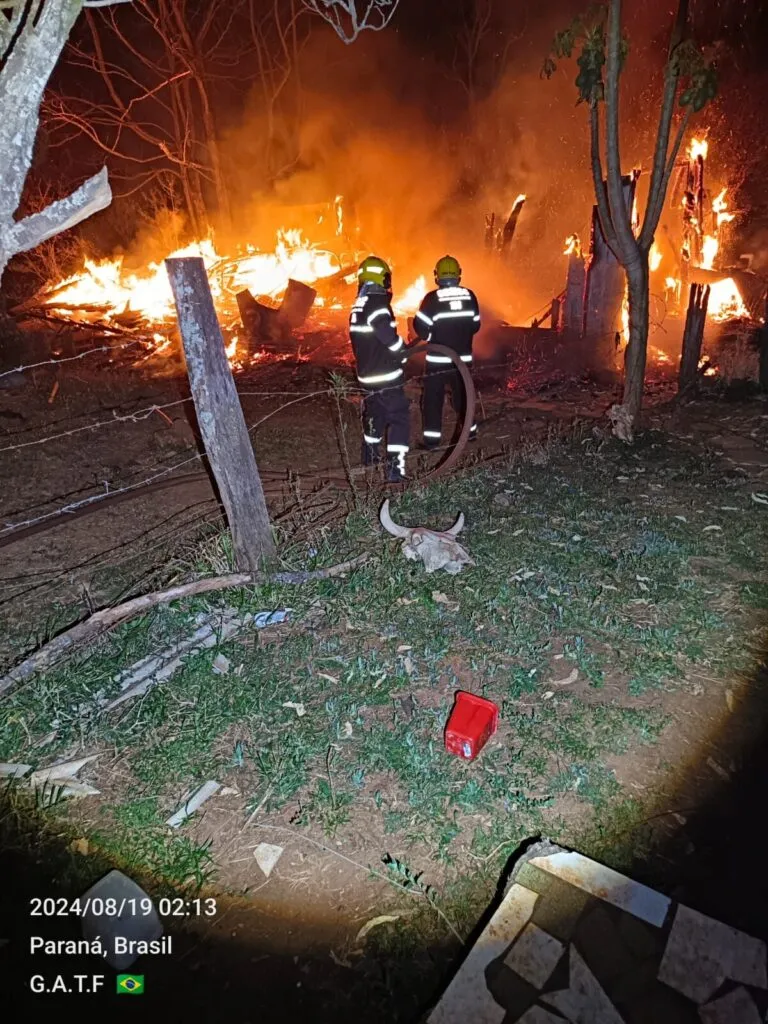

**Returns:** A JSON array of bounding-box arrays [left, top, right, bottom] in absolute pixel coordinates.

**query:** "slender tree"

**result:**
[[543, 0, 716, 440]]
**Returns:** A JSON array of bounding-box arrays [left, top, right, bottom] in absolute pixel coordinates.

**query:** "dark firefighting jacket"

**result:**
[[349, 286, 406, 388], [413, 286, 481, 367]]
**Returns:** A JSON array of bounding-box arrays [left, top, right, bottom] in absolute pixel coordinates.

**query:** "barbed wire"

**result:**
[[0, 338, 146, 380], [0, 388, 350, 454], [0, 351, 569, 536]]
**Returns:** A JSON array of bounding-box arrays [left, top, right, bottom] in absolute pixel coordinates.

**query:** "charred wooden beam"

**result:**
[[498, 196, 526, 260], [562, 246, 586, 335], [678, 282, 710, 396], [278, 279, 316, 330], [236, 288, 284, 348], [484, 213, 496, 252]]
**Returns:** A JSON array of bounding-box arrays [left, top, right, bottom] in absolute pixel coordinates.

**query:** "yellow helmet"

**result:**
[[435, 254, 461, 284], [357, 255, 392, 289]]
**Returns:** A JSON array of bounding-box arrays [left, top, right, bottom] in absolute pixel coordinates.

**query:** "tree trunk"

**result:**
[[620, 258, 650, 433], [195, 75, 231, 235]]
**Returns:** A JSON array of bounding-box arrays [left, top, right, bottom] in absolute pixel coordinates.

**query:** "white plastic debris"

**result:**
[[1, 756, 100, 801], [282, 701, 306, 717], [166, 780, 221, 828], [254, 843, 283, 878], [212, 654, 231, 675]]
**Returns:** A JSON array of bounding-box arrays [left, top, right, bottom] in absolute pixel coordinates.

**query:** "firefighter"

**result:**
[[349, 256, 410, 482], [413, 255, 480, 449]]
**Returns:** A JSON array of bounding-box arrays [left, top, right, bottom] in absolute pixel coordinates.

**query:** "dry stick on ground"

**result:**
[[0, 554, 370, 700], [248, 823, 464, 944]]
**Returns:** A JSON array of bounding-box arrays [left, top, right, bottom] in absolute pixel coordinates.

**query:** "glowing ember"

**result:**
[[689, 137, 709, 161], [649, 244, 663, 272], [393, 275, 427, 316], [334, 194, 344, 236], [564, 234, 581, 257], [513, 194, 526, 208]]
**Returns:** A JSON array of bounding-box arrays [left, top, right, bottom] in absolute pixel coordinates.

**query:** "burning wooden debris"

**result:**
[[485, 194, 527, 262]]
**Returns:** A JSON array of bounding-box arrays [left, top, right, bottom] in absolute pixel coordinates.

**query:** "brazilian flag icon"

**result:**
[[116, 974, 144, 995]]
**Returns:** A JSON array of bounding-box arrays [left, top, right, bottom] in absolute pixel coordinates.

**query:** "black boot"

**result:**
[[386, 449, 407, 482]]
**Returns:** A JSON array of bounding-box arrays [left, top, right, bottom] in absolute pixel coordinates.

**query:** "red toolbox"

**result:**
[[444, 691, 499, 761]]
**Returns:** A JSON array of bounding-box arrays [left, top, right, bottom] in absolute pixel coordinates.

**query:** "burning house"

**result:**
[[554, 137, 766, 376]]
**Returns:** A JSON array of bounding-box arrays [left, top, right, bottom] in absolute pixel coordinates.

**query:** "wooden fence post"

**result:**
[[166, 257, 275, 570]]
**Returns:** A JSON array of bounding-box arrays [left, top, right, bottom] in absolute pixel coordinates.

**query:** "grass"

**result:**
[[1, 424, 766, 935]]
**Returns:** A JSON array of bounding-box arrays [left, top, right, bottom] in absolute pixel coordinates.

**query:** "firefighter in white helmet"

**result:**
[[413, 255, 480, 448], [349, 256, 410, 482]]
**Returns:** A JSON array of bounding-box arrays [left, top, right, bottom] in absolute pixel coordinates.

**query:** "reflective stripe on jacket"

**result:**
[[413, 286, 481, 364], [349, 289, 406, 387]]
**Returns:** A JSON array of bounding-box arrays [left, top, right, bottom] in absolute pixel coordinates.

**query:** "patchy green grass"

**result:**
[[1, 427, 766, 912]]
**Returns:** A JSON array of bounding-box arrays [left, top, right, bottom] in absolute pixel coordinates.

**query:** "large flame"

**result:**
[[689, 137, 709, 161], [45, 229, 343, 325], [392, 275, 427, 316]]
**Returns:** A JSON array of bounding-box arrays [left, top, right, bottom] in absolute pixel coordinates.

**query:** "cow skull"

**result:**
[[379, 499, 474, 575]]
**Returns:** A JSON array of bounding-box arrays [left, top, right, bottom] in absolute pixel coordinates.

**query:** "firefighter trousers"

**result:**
[[422, 361, 476, 445], [361, 384, 410, 478]]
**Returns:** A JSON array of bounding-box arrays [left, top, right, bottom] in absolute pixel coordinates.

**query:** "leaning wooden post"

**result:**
[[166, 257, 275, 570]]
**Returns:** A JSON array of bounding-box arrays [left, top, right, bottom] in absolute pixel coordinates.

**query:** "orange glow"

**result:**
[[649, 244, 662, 272], [620, 287, 629, 345]]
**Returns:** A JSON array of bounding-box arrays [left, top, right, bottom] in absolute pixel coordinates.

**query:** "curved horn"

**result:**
[[379, 499, 409, 538], [446, 512, 465, 536]]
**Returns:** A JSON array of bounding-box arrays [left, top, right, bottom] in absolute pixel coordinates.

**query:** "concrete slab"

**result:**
[[698, 987, 762, 1024], [427, 883, 538, 1024], [504, 923, 565, 988], [541, 946, 625, 1024], [658, 904, 767, 1003], [528, 851, 670, 928]]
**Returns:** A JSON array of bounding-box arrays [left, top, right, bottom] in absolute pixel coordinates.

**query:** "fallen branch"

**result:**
[[0, 553, 370, 700]]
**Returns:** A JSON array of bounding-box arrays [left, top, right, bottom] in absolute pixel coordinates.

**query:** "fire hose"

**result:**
[[0, 343, 475, 549], [395, 340, 476, 485]]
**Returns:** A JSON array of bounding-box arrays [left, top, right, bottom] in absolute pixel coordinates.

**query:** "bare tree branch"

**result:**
[[302, 0, 399, 44], [9, 166, 111, 254]]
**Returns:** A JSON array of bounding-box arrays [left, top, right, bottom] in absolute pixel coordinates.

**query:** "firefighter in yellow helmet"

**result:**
[[413, 255, 481, 448], [349, 256, 410, 482]]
